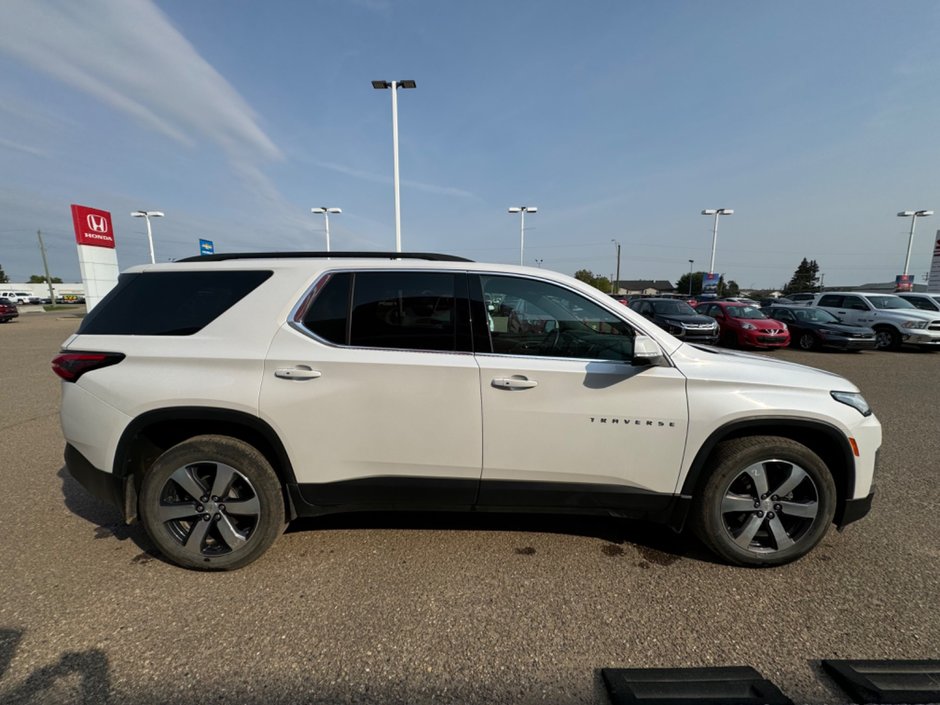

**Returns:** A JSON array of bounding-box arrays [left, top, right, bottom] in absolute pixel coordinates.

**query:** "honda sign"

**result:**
[[70, 205, 115, 248]]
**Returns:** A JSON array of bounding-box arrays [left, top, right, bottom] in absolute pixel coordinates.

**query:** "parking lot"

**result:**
[[1, 312, 938, 705]]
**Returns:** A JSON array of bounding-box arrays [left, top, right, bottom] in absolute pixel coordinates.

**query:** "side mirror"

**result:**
[[633, 335, 664, 364]]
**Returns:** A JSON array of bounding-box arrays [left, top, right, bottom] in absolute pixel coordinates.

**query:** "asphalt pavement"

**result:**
[[1, 313, 937, 705]]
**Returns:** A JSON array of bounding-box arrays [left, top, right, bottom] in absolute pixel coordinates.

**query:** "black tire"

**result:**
[[874, 326, 902, 351], [798, 332, 818, 351], [690, 436, 836, 567], [139, 434, 286, 570]]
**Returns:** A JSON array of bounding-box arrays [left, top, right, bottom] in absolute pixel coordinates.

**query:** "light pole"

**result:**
[[897, 210, 933, 275], [611, 239, 621, 294], [701, 208, 733, 275], [311, 207, 341, 251], [508, 206, 537, 266], [131, 210, 164, 264], [372, 79, 416, 252], [688, 259, 694, 296]]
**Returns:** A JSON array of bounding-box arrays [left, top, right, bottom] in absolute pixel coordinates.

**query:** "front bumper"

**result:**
[[901, 332, 940, 346], [742, 332, 790, 348], [822, 334, 878, 350]]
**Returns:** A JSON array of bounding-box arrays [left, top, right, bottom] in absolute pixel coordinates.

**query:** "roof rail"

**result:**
[[175, 251, 473, 263]]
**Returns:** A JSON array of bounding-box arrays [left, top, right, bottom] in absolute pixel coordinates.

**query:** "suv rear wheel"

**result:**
[[139, 435, 286, 570], [691, 436, 836, 567]]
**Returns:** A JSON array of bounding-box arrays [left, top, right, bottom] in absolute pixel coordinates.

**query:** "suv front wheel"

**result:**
[[139, 435, 286, 570], [691, 436, 836, 567]]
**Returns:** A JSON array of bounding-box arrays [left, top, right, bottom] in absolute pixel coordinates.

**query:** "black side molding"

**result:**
[[822, 659, 940, 704], [601, 666, 793, 705]]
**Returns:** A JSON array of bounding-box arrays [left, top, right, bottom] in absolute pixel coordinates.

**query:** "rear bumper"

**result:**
[[64, 444, 128, 518]]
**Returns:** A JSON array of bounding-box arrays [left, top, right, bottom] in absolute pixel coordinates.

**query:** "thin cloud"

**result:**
[[312, 159, 478, 199], [0, 138, 46, 158], [0, 0, 282, 164]]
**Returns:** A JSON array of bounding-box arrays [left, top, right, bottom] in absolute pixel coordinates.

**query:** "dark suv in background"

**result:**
[[628, 297, 719, 344]]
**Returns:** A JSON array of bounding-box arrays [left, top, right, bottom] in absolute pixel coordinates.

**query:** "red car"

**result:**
[[0, 297, 19, 323], [695, 301, 789, 349]]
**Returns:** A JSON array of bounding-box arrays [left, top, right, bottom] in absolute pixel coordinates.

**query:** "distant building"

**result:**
[[614, 279, 676, 295]]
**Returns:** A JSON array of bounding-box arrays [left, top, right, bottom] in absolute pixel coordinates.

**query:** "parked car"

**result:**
[[0, 290, 38, 305], [0, 297, 19, 323], [720, 296, 760, 307], [812, 292, 940, 350], [56, 252, 879, 570], [787, 292, 817, 305], [696, 301, 790, 349], [608, 294, 629, 305], [897, 292, 940, 312], [628, 297, 719, 344], [760, 297, 794, 307], [763, 306, 877, 351]]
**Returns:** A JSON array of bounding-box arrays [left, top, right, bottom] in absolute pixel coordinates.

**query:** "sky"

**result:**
[[2, 0, 940, 290]]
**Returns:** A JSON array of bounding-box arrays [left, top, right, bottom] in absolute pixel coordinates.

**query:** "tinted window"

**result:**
[[480, 275, 635, 361], [349, 272, 458, 351], [78, 271, 272, 335], [770, 308, 794, 321], [302, 272, 351, 344], [818, 295, 843, 308], [842, 296, 870, 311], [905, 297, 936, 311]]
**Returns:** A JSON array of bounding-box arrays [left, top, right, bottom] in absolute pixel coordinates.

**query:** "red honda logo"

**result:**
[[87, 214, 109, 233]]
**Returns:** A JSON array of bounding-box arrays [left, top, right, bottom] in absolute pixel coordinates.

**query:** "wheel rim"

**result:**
[[720, 459, 820, 554], [875, 330, 893, 348], [799, 333, 815, 350], [156, 461, 261, 558]]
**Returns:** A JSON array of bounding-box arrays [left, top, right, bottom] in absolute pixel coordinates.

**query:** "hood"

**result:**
[[668, 342, 856, 391], [658, 313, 715, 325]]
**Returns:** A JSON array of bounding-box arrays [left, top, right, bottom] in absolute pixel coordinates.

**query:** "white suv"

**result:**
[[56, 253, 880, 570]]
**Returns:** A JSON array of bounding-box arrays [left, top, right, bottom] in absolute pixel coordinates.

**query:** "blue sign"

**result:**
[[199, 239, 214, 256], [703, 272, 721, 293]]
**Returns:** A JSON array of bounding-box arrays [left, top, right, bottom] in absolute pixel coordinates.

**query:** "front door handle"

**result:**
[[275, 366, 321, 380], [491, 376, 538, 390]]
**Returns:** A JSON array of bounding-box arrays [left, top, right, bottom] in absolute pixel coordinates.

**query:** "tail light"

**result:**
[[52, 352, 125, 382]]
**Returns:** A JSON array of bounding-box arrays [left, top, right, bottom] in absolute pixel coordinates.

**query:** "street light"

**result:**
[[130, 210, 164, 264], [611, 239, 621, 294], [897, 210, 934, 275], [688, 259, 694, 296], [311, 207, 342, 252], [701, 208, 734, 275], [508, 206, 537, 266], [372, 79, 416, 252]]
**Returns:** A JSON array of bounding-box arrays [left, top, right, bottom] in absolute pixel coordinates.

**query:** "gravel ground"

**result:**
[[0, 313, 937, 704]]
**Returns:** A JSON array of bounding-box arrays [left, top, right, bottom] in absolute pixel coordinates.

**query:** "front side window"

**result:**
[[867, 295, 914, 310], [843, 296, 871, 311], [479, 275, 635, 361], [818, 295, 843, 308]]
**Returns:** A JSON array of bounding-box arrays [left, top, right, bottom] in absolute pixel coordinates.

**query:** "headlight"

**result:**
[[902, 320, 928, 329], [831, 391, 872, 417], [818, 328, 841, 335], [740, 322, 756, 330]]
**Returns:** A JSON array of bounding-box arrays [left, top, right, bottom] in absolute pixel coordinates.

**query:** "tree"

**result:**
[[574, 269, 612, 293], [675, 271, 705, 297], [725, 280, 740, 296], [0, 264, 8, 284], [785, 258, 820, 294], [29, 274, 63, 283]]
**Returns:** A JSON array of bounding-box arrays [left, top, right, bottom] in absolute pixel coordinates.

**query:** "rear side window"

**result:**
[[300, 271, 469, 352], [78, 270, 272, 335], [817, 295, 842, 308]]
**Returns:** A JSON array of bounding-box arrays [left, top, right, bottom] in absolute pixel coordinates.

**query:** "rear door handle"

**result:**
[[275, 366, 321, 380], [491, 376, 538, 390]]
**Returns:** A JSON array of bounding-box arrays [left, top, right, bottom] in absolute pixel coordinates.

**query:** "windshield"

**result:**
[[725, 305, 766, 319], [650, 300, 696, 316], [793, 308, 840, 323], [868, 295, 915, 310]]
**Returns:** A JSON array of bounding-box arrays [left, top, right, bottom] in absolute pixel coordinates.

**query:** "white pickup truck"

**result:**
[[813, 291, 940, 350]]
